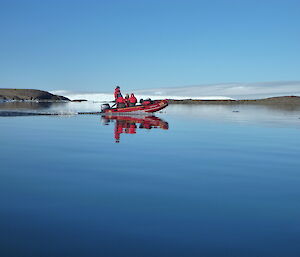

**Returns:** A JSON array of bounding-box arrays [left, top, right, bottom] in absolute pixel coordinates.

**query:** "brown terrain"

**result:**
[[168, 96, 300, 106], [0, 89, 70, 101]]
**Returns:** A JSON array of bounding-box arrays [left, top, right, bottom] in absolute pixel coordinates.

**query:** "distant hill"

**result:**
[[0, 89, 70, 101], [169, 96, 300, 105]]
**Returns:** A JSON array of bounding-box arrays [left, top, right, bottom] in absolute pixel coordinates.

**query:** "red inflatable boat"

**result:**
[[101, 99, 168, 114]]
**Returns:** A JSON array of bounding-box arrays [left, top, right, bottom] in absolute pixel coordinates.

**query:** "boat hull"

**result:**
[[102, 99, 168, 114]]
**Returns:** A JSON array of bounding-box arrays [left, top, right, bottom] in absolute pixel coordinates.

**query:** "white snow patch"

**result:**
[[51, 81, 300, 102]]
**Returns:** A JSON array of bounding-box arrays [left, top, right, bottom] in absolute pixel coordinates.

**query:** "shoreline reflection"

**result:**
[[102, 115, 169, 143]]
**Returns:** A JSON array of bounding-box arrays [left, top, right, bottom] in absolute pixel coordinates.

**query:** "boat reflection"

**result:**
[[101, 115, 169, 143]]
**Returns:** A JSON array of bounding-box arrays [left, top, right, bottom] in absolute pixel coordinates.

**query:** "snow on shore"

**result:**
[[52, 81, 300, 102], [52, 91, 232, 102]]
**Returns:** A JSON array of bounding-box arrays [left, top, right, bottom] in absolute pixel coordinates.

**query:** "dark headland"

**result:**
[[168, 96, 300, 106], [0, 89, 70, 101]]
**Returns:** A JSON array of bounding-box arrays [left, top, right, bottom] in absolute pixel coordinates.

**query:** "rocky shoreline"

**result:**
[[0, 89, 70, 101], [168, 96, 300, 106]]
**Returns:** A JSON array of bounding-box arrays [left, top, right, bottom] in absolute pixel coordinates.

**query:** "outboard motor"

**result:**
[[101, 103, 110, 112]]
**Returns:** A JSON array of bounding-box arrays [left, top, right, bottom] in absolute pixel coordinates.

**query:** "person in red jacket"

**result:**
[[114, 86, 121, 100], [116, 94, 126, 108], [141, 98, 152, 105], [128, 93, 137, 107]]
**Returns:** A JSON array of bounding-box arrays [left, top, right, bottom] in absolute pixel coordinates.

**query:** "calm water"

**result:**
[[1, 102, 300, 257]]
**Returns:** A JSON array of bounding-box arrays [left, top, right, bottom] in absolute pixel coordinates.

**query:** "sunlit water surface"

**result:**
[[1, 102, 300, 257]]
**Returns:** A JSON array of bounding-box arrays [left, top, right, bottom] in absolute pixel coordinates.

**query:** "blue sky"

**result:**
[[0, 0, 299, 92]]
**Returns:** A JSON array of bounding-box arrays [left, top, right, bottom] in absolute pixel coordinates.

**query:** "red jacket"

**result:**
[[142, 100, 151, 105], [114, 88, 120, 99], [129, 94, 137, 104], [116, 96, 126, 103]]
